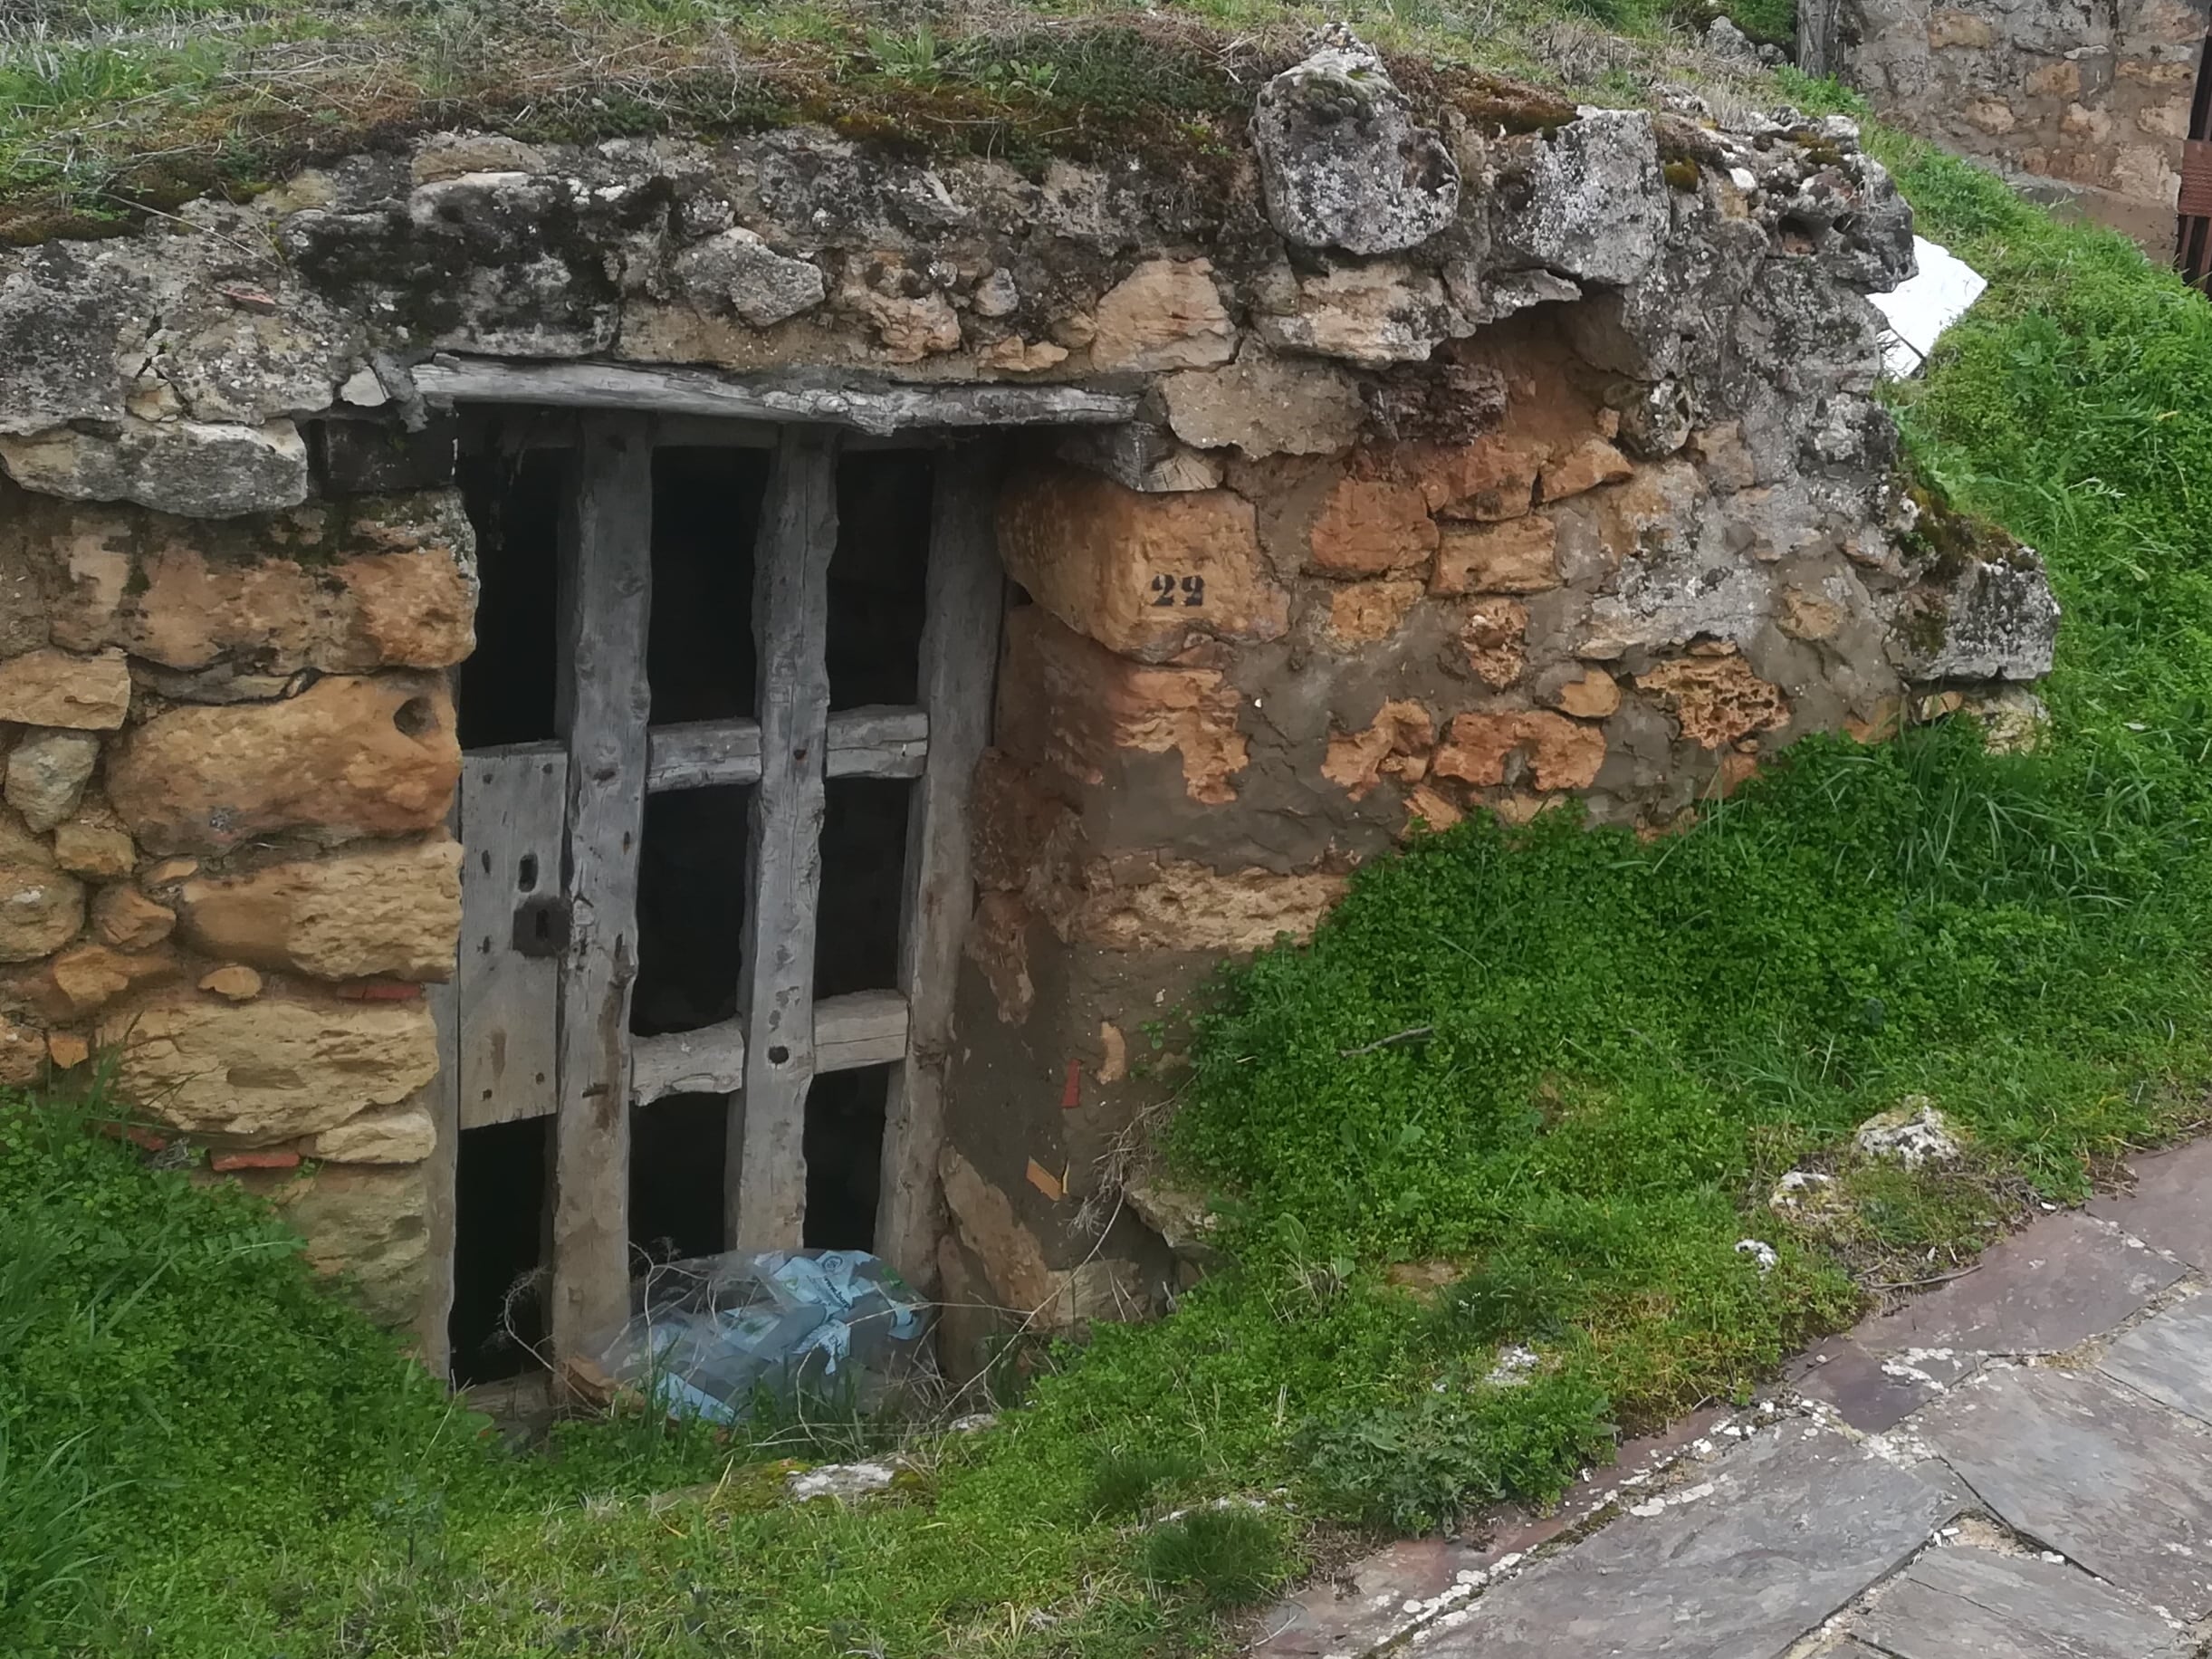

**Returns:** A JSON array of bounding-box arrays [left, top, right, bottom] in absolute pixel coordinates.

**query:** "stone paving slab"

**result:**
[[1853, 1213, 2182, 1357], [1851, 1544, 2189, 1659], [1420, 1420, 1964, 1657], [1786, 1338, 1967, 1434], [1916, 1364, 2212, 1618], [2088, 1137, 2212, 1271], [1249, 1407, 1729, 1657], [2101, 1291, 2212, 1427]]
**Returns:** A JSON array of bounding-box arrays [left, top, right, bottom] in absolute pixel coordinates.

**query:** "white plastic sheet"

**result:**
[[1870, 235, 1988, 378]]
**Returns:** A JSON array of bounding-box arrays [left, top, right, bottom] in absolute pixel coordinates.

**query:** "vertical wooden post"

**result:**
[[550, 414, 653, 1357], [419, 803, 462, 1376], [728, 426, 840, 1250], [876, 444, 1002, 1290]]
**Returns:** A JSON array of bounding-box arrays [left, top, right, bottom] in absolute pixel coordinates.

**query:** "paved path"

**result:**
[[1255, 1138, 2212, 1659]]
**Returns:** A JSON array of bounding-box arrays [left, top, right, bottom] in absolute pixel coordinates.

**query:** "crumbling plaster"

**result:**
[[0, 31, 2056, 1347]]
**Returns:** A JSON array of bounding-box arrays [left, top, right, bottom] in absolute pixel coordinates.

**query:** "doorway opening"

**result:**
[[439, 416, 997, 1376]]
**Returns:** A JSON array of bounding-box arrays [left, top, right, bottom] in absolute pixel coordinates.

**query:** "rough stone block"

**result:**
[[0, 1012, 41, 1085], [1552, 667, 1621, 719], [1899, 546, 2060, 683], [21, 942, 180, 1020], [1432, 517, 1557, 595], [1323, 699, 1434, 798], [1324, 579, 1425, 646], [1459, 596, 1529, 688], [997, 607, 1248, 804], [50, 820, 135, 879], [4, 728, 100, 830], [107, 674, 460, 855], [0, 648, 131, 729], [302, 1100, 438, 1165], [273, 1162, 428, 1328], [1927, 8, 1995, 47], [1257, 261, 1448, 366], [1308, 475, 1439, 576], [1637, 653, 1790, 749], [176, 838, 463, 982], [1252, 27, 1460, 256], [1062, 858, 1348, 952], [1160, 350, 1366, 458], [100, 985, 441, 1142], [91, 885, 174, 952], [1537, 437, 1635, 503], [1491, 111, 1668, 287], [110, 503, 476, 676], [0, 418, 311, 518], [668, 226, 827, 327], [996, 467, 1286, 663], [1087, 259, 1234, 372], [0, 859, 83, 962], [1406, 436, 1551, 521], [1432, 710, 1604, 791]]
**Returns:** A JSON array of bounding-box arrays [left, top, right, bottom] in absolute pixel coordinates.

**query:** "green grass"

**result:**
[[5, 88, 2211, 1659]]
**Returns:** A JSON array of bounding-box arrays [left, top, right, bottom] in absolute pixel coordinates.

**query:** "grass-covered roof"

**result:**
[[0, 0, 1795, 240]]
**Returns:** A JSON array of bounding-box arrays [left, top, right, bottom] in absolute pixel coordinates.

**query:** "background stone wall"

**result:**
[[0, 483, 472, 1325], [1834, 0, 2208, 257]]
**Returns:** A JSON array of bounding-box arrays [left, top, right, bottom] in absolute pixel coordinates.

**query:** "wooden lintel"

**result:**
[[417, 355, 1141, 436], [876, 445, 1005, 1290], [549, 414, 653, 1357], [646, 705, 928, 793]]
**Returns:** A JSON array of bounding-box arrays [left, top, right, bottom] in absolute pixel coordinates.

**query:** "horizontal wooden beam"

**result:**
[[646, 705, 928, 792], [417, 356, 1141, 436], [814, 989, 912, 1072], [629, 990, 911, 1105], [824, 705, 930, 780], [630, 1017, 745, 1104]]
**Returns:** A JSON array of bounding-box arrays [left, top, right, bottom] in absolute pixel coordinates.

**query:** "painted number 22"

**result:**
[[1150, 573, 1206, 609]]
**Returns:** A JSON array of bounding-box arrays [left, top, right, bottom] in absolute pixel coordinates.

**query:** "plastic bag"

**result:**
[[597, 1249, 930, 1425]]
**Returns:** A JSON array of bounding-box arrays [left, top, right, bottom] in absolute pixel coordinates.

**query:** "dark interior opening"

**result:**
[[804, 1065, 890, 1250], [632, 784, 752, 1037], [455, 444, 566, 749], [650, 446, 768, 724], [451, 1117, 551, 1386], [631, 1093, 729, 1264], [815, 777, 910, 998], [828, 449, 934, 709]]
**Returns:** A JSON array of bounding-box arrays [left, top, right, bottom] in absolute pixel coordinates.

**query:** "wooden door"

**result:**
[[428, 420, 1001, 1369]]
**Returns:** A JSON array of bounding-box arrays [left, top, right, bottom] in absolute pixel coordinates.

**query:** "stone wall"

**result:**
[[0, 31, 2057, 1348], [1832, 0, 2208, 257], [0, 484, 471, 1325]]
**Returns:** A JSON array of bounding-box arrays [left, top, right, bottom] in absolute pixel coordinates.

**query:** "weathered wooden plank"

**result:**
[[825, 705, 930, 779], [876, 444, 1004, 1286], [645, 706, 927, 793], [550, 415, 653, 1358], [631, 1018, 746, 1105], [816, 989, 912, 1072], [729, 427, 839, 1250], [630, 991, 907, 1105], [455, 743, 568, 1129], [646, 718, 764, 792], [417, 355, 1141, 436]]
